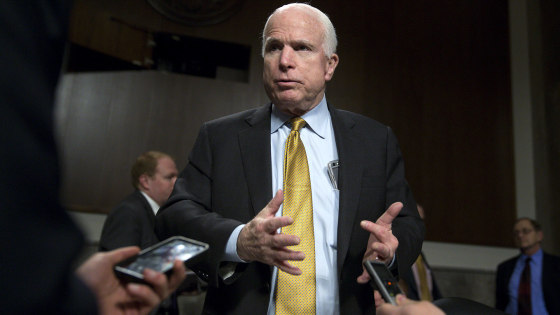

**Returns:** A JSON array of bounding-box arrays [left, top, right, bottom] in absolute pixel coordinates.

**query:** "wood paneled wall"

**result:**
[[58, 0, 517, 247], [531, 0, 560, 254], [361, 1, 515, 246]]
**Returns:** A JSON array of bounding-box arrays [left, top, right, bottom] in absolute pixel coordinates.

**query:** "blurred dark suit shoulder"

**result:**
[[0, 1, 97, 313]]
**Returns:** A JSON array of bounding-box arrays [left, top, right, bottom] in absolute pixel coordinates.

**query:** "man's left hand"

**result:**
[[357, 202, 402, 284]]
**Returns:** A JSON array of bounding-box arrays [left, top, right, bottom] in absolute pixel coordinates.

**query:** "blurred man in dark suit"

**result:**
[[496, 218, 560, 315], [0, 2, 185, 314]]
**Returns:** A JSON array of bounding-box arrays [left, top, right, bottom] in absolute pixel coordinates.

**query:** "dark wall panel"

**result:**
[[363, 0, 515, 246], [56, 71, 266, 212]]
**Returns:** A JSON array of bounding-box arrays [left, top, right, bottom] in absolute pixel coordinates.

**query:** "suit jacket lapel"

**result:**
[[239, 104, 273, 217], [329, 105, 363, 276]]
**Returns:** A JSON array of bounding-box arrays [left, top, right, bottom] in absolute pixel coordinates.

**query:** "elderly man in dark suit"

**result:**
[[100, 151, 178, 251], [156, 3, 424, 314], [496, 218, 560, 315]]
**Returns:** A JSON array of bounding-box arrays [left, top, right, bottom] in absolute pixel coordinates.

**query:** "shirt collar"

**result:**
[[270, 95, 330, 138], [140, 190, 160, 215], [520, 247, 543, 263]]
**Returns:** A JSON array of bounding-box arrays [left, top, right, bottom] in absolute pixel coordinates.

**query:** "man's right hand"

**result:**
[[236, 190, 304, 275], [76, 246, 186, 315], [374, 292, 445, 315]]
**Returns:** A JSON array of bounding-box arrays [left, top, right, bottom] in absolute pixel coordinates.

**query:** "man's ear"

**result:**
[[537, 230, 544, 242], [138, 174, 150, 191], [325, 53, 339, 81]]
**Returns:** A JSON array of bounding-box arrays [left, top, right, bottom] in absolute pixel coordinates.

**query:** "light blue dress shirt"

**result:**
[[223, 96, 340, 314], [267, 96, 339, 314], [505, 248, 548, 315]]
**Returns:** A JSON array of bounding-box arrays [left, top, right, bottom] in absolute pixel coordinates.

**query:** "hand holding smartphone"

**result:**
[[363, 260, 403, 305], [114, 236, 208, 285]]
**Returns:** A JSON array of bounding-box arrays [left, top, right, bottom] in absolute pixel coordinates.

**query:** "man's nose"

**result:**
[[279, 47, 295, 70]]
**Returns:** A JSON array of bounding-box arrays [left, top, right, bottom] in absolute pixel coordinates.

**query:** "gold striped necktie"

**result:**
[[276, 117, 316, 315]]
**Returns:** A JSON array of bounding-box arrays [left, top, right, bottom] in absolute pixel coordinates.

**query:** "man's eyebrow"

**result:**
[[292, 39, 315, 48], [265, 37, 315, 48], [264, 37, 281, 45]]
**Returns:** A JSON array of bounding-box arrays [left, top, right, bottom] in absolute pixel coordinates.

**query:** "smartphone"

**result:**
[[327, 160, 339, 189], [114, 236, 209, 285], [363, 260, 403, 305]]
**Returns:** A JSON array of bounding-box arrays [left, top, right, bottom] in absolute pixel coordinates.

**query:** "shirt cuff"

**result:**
[[223, 224, 246, 263]]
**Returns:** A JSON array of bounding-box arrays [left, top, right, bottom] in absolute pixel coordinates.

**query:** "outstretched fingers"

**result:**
[[360, 221, 397, 245], [275, 257, 303, 275], [376, 202, 403, 228]]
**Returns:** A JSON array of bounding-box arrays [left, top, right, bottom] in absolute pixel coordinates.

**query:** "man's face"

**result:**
[[513, 219, 543, 254], [145, 156, 178, 206], [262, 8, 338, 116]]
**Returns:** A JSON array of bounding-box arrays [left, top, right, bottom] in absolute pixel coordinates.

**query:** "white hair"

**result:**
[[261, 3, 338, 58]]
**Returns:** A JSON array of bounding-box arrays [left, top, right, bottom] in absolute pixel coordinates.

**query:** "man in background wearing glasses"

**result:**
[[495, 218, 560, 315]]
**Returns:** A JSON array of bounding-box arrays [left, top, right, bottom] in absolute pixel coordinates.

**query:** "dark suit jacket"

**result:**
[[495, 252, 560, 314], [156, 104, 425, 314], [400, 252, 442, 301], [0, 1, 98, 313], [99, 190, 159, 251]]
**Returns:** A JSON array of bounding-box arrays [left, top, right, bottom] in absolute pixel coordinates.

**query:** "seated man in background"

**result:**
[[495, 217, 560, 315], [398, 204, 442, 301], [99, 151, 178, 251], [99, 151, 181, 314]]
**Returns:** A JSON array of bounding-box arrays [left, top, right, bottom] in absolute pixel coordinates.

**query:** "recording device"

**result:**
[[327, 160, 339, 189], [363, 260, 403, 305], [114, 236, 208, 284]]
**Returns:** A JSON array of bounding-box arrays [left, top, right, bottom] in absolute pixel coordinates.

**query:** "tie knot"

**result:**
[[290, 117, 307, 131]]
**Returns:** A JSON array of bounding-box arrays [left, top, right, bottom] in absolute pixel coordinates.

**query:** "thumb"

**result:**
[[356, 268, 371, 284], [395, 294, 413, 306], [105, 246, 141, 264], [263, 190, 284, 216]]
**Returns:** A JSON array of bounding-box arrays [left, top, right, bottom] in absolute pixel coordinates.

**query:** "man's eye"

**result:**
[[267, 44, 282, 52], [295, 45, 311, 51]]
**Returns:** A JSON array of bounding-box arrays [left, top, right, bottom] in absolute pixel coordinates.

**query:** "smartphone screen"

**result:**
[[115, 236, 208, 283], [364, 260, 402, 305]]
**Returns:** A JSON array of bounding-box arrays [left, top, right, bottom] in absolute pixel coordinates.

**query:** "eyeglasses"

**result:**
[[513, 228, 534, 236]]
